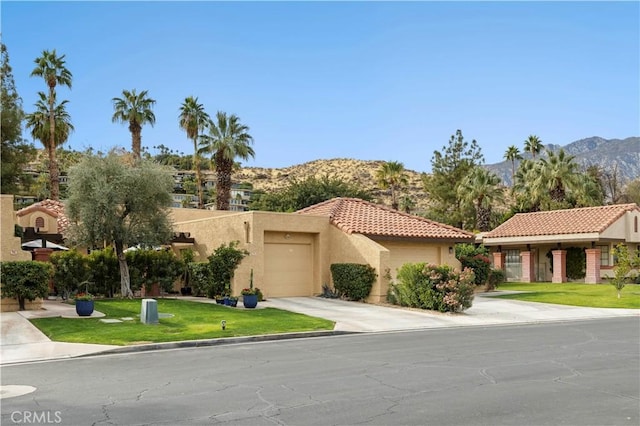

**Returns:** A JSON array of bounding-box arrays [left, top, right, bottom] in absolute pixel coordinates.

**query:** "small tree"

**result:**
[[127, 249, 183, 294], [610, 245, 640, 299], [50, 250, 90, 299], [0, 261, 52, 310], [207, 241, 249, 298]]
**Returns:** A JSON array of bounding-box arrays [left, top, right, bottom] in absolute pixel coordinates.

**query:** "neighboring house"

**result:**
[[480, 203, 640, 283], [171, 197, 474, 302], [0, 195, 41, 312]]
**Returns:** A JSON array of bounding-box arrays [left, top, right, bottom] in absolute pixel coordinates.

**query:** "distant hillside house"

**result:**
[[480, 204, 640, 283]]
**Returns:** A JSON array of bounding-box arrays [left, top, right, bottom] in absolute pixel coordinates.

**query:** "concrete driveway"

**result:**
[[263, 292, 639, 332]]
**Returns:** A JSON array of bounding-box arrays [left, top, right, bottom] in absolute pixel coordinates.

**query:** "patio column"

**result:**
[[585, 248, 601, 284], [552, 250, 567, 283], [520, 251, 535, 283], [492, 252, 506, 271]]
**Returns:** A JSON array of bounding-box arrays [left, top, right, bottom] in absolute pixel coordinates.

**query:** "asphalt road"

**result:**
[[1, 318, 638, 426]]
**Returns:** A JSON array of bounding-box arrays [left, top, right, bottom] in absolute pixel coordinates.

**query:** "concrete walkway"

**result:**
[[1, 294, 637, 365]]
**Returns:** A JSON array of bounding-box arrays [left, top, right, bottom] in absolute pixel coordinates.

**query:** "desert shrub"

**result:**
[[87, 248, 119, 297], [455, 243, 491, 285], [320, 283, 340, 299], [50, 250, 90, 299], [486, 268, 505, 291], [0, 261, 52, 310], [330, 263, 377, 301], [389, 263, 475, 313]]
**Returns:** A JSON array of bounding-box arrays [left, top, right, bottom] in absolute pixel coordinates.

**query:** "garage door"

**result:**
[[264, 242, 313, 297], [383, 241, 440, 280]]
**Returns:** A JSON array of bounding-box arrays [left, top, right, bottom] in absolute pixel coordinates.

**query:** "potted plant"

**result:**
[[228, 296, 238, 307], [242, 269, 258, 309], [215, 294, 225, 304], [75, 292, 94, 316]]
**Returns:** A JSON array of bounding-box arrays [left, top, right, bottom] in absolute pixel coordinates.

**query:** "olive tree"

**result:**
[[66, 151, 174, 298]]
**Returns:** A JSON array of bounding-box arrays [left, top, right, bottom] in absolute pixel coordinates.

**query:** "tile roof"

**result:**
[[485, 203, 639, 238], [297, 198, 474, 240], [16, 199, 70, 234]]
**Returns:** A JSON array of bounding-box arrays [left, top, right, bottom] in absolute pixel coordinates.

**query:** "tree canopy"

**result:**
[[66, 152, 174, 297]]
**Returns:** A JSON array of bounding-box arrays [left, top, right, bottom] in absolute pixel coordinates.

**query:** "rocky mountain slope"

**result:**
[[485, 136, 640, 186]]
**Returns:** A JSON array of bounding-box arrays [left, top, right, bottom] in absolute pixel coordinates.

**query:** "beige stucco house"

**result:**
[[480, 203, 640, 283], [171, 197, 475, 303]]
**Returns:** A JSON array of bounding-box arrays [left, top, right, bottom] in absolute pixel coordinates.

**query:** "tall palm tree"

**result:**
[[376, 161, 408, 210], [30, 49, 72, 200], [513, 159, 545, 212], [524, 135, 543, 159], [199, 111, 254, 210], [538, 149, 581, 203], [179, 96, 210, 208], [457, 167, 504, 231], [112, 89, 156, 159], [503, 145, 522, 186], [25, 92, 74, 200]]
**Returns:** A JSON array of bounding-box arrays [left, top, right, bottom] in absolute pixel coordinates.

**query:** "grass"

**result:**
[[30, 298, 335, 346], [493, 282, 640, 309]]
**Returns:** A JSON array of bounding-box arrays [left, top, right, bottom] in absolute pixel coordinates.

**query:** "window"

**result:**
[[598, 245, 609, 266], [34, 216, 45, 229]]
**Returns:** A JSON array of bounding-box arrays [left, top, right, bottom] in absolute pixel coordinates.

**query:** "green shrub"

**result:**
[[127, 249, 184, 294], [187, 262, 211, 296], [330, 263, 377, 301], [207, 241, 249, 298], [0, 261, 52, 310], [50, 250, 91, 299], [389, 263, 475, 313], [455, 243, 491, 285], [486, 268, 505, 291], [87, 248, 119, 298], [566, 247, 586, 280]]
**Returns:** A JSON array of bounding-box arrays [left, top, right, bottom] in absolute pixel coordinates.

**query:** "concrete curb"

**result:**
[[81, 329, 357, 358]]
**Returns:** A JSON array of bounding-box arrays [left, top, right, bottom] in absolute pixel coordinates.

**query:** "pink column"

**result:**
[[492, 252, 506, 270], [520, 251, 535, 283], [585, 249, 601, 284], [552, 250, 567, 283]]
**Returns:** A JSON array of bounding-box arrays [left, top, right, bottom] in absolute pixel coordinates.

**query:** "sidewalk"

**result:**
[[1, 295, 638, 365]]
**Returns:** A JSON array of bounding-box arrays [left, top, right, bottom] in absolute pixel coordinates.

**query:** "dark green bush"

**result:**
[[330, 263, 377, 301], [486, 268, 505, 291], [0, 261, 52, 310], [388, 263, 475, 313], [455, 243, 491, 285], [87, 248, 119, 297], [50, 250, 91, 298], [207, 241, 249, 298], [546, 247, 586, 280], [127, 249, 184, 294], [187, 262, 211, 297]]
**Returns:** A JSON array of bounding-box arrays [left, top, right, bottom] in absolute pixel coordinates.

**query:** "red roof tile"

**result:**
[[16, 199, 70, 234], [297, 198, 474, 240], [485, 203, 639, 238]]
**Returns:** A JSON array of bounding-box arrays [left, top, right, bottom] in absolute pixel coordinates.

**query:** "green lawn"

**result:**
[[30, 299, 335, 346], [493, 282, 640, 309]]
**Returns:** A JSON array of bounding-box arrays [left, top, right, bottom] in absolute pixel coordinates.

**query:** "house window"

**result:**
[[35, 216, 45, 229], [598, 245, 609, 266]]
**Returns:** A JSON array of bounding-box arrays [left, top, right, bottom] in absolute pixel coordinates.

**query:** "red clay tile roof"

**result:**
[[485, 203, 639, 238], [297, 198, 474, 240], [16, 199, 70, 234]]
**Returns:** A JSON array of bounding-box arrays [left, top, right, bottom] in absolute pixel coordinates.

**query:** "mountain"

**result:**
[[486, 136, 640, 186]]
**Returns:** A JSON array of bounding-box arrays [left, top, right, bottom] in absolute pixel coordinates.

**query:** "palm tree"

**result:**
[[513, 159, 545, 212], [457, 167, 504, 231], [503, 145, 522, 186], [538, 149, 581, 203], [399, 195, 415, 214], [179, 96, 210, 208], [199, 111, 254, 210], [524, 135, 543, 159], [112, 89, 156, 159], [376, 161, 408, 210], [24, 92, 74, 200], [30, 49, 72, 200]]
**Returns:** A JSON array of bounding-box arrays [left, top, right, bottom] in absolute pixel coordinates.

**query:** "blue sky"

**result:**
[[3, 1, 639, 173]]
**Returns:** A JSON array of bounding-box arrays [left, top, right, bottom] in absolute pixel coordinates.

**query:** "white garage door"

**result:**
[[264, 242, 313, 297]]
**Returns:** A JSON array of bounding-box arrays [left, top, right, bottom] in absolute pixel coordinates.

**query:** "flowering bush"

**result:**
[[455, 244, 491, 285], [388, 263, 475, 313], [75, 292, 94, 301], [241, 287, 257, 296]]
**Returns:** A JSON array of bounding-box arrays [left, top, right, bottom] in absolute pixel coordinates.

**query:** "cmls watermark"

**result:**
[[10, 411, 62, 424]]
